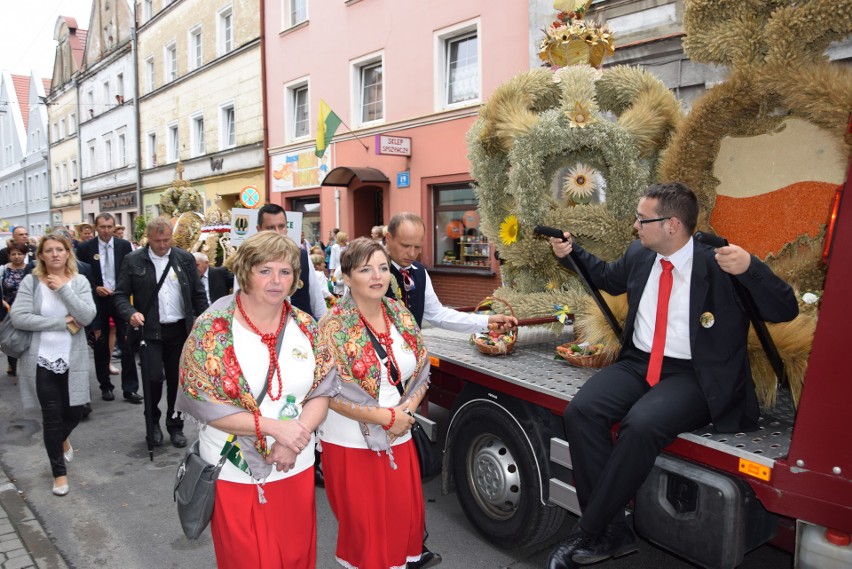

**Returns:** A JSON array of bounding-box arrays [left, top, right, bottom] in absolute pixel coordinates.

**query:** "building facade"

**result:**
[[264, 0, 531, 304], [0, 72, 51, 237], [136, 0, 264, 220], [78, 0, 139, 229], [46, 16, 87, 230]]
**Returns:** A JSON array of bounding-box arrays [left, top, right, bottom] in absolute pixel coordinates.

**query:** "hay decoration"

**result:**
[[749, 315, 817, 409]]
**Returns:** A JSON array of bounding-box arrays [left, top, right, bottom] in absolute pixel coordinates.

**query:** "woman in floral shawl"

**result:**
[[176, 232, 336, 569], [316, 237, 432, 569]]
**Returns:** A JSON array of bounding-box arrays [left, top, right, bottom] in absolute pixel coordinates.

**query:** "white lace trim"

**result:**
[[37, 356, 69, 374], [334, 554, 422, 569]]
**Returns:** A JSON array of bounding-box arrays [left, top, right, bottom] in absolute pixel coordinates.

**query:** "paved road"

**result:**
[[0, 349, 793, 568]]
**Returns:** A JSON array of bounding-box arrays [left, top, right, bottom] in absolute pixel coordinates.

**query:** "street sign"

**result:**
[[397, 172, 410, 188]]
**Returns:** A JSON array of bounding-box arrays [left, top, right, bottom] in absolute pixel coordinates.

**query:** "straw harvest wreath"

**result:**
[[467, 0, 852, 408]]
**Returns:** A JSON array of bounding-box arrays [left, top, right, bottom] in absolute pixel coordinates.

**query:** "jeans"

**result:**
[[35, 365, 83, 477]]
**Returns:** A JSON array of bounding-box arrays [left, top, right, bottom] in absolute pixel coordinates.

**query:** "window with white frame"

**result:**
[[435, 22, 480, 108], [356, 57, 383, 124], [117, 133, 126, 166], [87, 89, 94, 115], [116, 73, 124, 101], [70, 159, 77, 186], [54, 165, 61, 192], [59, 119, 65, 139], [103, 80, 111, 107], [87, 141, 96, 175], [147, 132, 157, 168], [52, 123, 59, 141], [218, 6, 233, 55], [189, 26, 203, 70], [191, 114, 205, 157], [167, 123, 179, 163], [283, 0, 307, 28], [145, 57, 155, 92], [104, 137, 113, 170], [220, 103, 235, 149], [142, 0, 152, 22], [165, 42, 178, 82], [68, 112, 76, 134], [285, 81, 309, 140]]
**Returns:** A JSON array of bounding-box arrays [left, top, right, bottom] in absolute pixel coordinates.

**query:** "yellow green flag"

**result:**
[[315, 99, 342, 158]]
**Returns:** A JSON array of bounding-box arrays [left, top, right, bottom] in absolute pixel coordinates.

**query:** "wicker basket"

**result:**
[[471, 296, 518, 356], [556, 342, 611, 368]]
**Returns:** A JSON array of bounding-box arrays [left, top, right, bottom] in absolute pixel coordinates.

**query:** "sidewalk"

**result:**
[[0, 468, 66, 569]]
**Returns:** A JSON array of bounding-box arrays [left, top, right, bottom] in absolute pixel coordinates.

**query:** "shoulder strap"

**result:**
[[254, 315, 287, 406], [137, 254, 174, 318], [364, 326, 404, 396]]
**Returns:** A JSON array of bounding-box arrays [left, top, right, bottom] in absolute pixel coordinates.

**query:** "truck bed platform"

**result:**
[[423, 325, 796, 465]]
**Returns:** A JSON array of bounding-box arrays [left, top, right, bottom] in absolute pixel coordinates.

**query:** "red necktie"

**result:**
[[646, 259, 674, 387], [400, 268, 412, 306]]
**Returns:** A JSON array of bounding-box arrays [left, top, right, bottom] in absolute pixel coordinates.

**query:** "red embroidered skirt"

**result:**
[[210, 467, 316, 569], [322, 439, 425, 569]]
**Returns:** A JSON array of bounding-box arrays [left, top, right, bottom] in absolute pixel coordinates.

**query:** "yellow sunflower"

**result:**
[[565, 101, 595, 128], [499, 214, 519, 245], [563, 163, 598, 203]]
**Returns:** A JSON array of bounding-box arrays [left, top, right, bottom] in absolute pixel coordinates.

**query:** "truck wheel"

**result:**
[[451, 402, 565, 548]]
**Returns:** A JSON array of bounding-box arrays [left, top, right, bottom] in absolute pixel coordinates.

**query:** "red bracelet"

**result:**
[[254, 410, 268, 456], [382, 407, 396, 431]]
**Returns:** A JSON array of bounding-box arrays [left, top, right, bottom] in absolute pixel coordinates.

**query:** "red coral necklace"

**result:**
[[236, 291, 289, 401], [358, 305, 401, 387]]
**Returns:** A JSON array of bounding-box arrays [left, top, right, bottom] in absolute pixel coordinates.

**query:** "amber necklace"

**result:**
[[358, 305, 401, 387], [236, 291, 289, 401]]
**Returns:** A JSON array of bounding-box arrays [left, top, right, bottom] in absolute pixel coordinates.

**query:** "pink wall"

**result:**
[[264, 1, 530, 148]]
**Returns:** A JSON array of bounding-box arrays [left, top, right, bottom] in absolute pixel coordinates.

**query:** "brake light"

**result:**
[[822, 187, 843, 264]]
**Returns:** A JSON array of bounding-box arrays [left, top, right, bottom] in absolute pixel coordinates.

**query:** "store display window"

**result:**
[[433, 183, 491, 269]]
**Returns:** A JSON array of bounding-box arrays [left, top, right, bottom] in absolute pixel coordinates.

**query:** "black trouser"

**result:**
[[7, 356, 16, 374], [139, 321, 186, 434], [93, 297, 139, 394], [35, 365, 83, 478], [563, 348, 711, 535]]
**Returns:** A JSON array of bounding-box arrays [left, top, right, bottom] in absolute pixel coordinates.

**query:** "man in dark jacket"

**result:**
[[114, 217, 208, 448], [193, 252, 232, 304], [546, 182, 798, 568], [0, 226, 36, 265], [76, 213, 141, 403]]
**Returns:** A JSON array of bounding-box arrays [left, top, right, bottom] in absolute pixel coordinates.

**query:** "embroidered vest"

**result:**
[[387, 261, 427, 328], [290, 248, 315, 318]]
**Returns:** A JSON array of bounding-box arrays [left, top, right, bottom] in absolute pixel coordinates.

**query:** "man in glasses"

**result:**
[[545, 182, 798, 568], [384, 212, 518, 334]]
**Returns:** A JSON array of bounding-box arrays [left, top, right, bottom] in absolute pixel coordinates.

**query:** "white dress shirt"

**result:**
[[98, 237, 116, 291], [393, 261, 490, 334], [632, 238, 693, 360], [200, 268, 211, 304], [148, 248, 186, 324]]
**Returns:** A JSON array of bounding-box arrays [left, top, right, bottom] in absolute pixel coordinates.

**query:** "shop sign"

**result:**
[[99, 192, 137, 211], [271, 149, 332, 193], [375, 134, 411, 156]]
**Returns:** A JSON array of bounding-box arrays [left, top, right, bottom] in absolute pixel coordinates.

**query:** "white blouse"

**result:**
[[199, 316, 316, 483], [37, 282, 72, 374], [319, 325, 417, 449]]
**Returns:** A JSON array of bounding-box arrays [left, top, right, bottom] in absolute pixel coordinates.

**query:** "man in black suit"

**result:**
[[114, 217, 208, 448], [76, 213, 142, 404], [193, 252, 232, 304], [546, 182, 798, 568], [0, 226, 36, 265]]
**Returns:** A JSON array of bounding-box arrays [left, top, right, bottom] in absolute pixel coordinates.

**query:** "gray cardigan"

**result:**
[[10, 274, 97, 409]]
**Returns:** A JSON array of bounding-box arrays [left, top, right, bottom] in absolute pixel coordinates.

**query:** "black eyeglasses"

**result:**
[[635, 215, 671, 226]]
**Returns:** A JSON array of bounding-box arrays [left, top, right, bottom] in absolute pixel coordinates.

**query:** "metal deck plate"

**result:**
[[423, 326, 796, 462]]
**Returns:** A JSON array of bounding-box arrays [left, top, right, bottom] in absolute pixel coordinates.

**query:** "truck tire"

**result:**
[[451, 401, 566, 548]]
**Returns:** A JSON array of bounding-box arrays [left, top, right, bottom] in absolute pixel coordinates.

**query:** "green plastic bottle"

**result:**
[[279, 395, 299, 420]]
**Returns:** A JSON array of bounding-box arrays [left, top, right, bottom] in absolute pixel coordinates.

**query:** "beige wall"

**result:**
[[47, 87, 81, 209]]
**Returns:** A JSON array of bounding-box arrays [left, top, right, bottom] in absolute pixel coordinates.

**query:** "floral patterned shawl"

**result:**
[[176, 294, 338, 481], [315, 294, 431, 459]]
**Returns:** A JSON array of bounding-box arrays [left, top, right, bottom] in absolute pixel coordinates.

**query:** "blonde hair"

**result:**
[[226, 232, 301, 295], [310, 253, 325, 268], [34, 234, 78, 278], [335, 231, 349, 246]]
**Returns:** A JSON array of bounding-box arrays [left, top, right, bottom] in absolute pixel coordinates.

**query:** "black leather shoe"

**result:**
[[407, 546, 442, 568], [123, 391, 143, 404], [149, 425, 163, 447], [101, 390, 115, 401], [170, 430, 188, 448], [571, 523, 638, 565], [82, 403, 92, 418], [547, 526, 593, 569]]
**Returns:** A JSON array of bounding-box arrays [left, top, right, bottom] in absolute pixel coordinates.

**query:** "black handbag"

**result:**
[[366, 329, 442, 480], [125, 256, 173, 348], [0, 275, 36, 359], [173, 329, 285, 540]]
